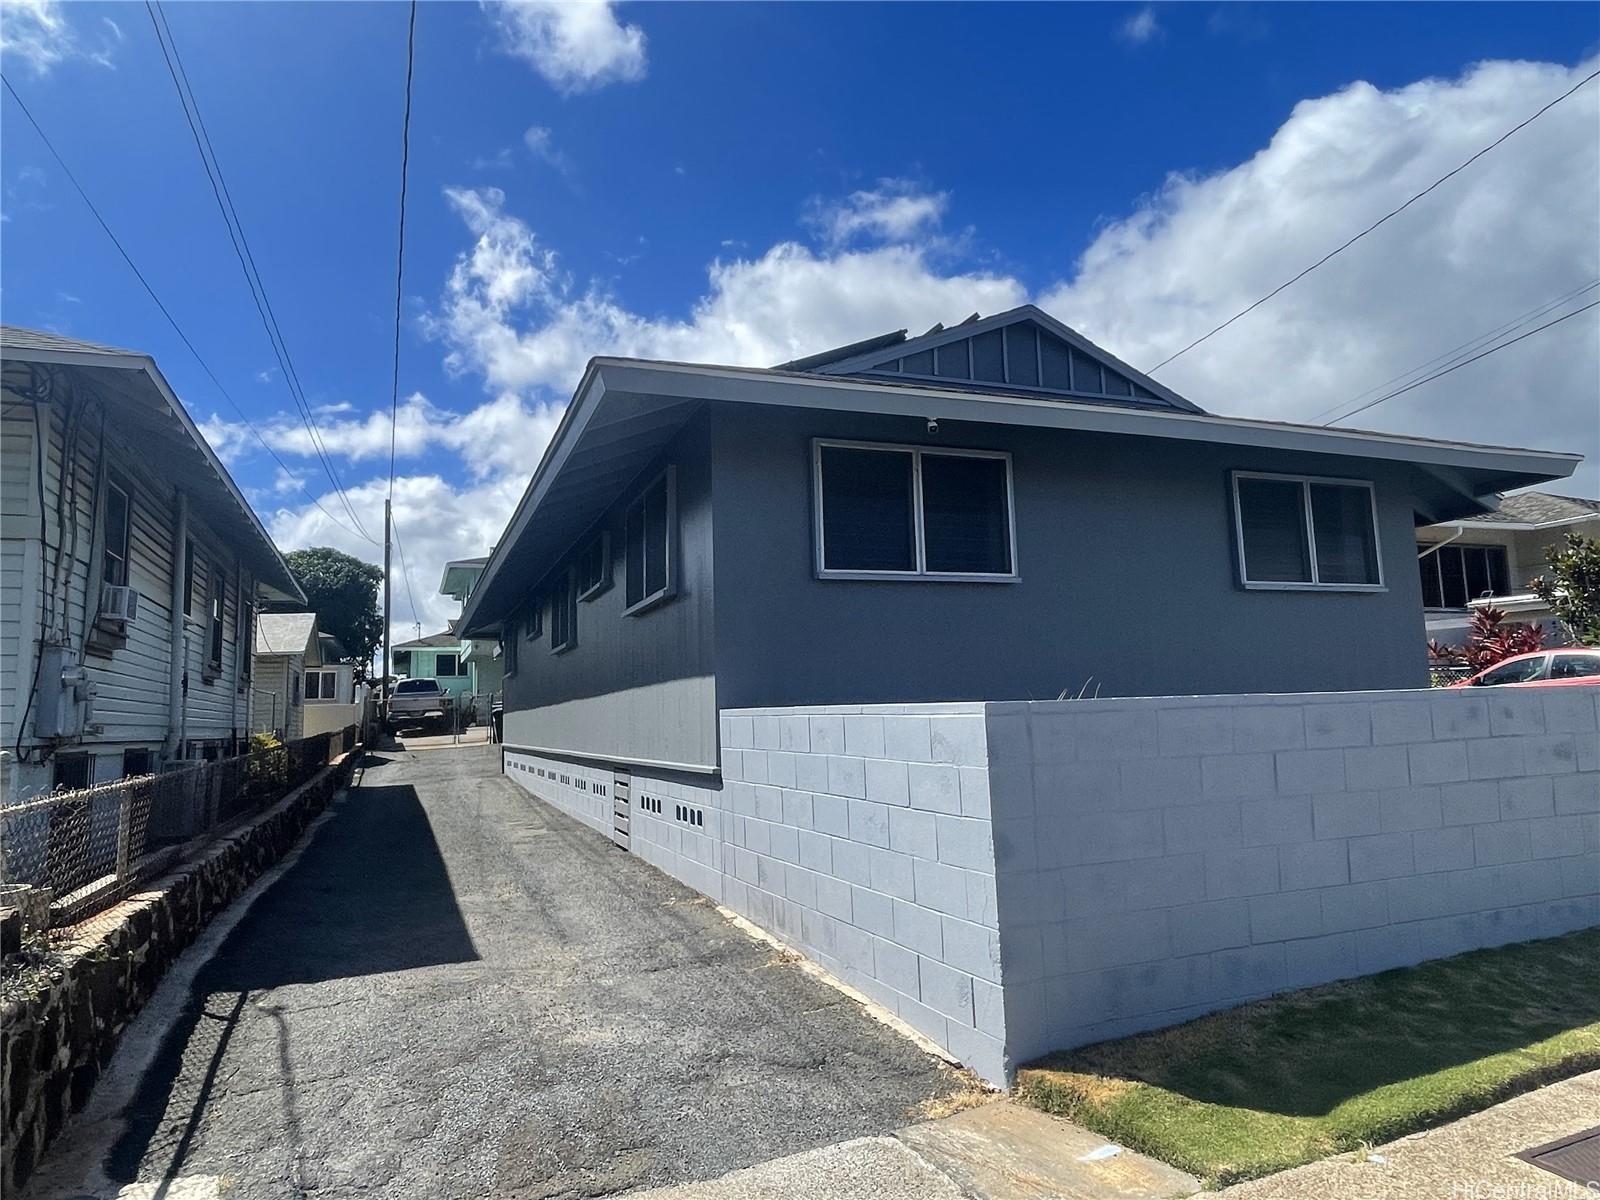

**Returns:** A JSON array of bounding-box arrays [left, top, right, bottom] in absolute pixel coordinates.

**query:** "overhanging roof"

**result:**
[[1, 327, 306, 604], [457, 356, 1582, 637]]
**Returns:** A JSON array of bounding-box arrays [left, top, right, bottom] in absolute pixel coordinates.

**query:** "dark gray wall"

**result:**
[[710, 404, 1430, 708], [500, 417, 719, 769]]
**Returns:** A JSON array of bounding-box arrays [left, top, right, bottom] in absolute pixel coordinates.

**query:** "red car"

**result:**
[[1453, 648, 1600, 688]]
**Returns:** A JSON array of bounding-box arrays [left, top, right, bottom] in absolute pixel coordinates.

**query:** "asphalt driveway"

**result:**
[[27, 744, 961, 1199]]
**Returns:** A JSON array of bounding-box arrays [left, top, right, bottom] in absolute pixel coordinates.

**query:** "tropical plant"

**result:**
[[1529, 531, 1600, 646], [1429, 603, 1543, 674]]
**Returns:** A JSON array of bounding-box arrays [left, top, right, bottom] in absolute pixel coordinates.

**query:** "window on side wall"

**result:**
[[207, 558, 225, 672], [577, 532, 611, 600], [435, 652, 462, 677], [550, 568, 578, 652], [305, 670, 339, 701], [102, 478, 131, 586], [503, 619, 519, 675], [1232, 472, 1382, 590], [292, 671, 301, 706], [183, 540, 196, 617], [624, 468, 675, 613], [526, 592, 542, 639], [813, 440, 1015, 579], [1417, 543, 1510, 609]]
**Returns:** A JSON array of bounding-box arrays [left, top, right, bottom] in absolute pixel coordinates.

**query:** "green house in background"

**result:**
[[390, 557, 503, 723]]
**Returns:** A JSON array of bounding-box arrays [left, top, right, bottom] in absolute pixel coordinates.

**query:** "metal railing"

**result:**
[[0, 725, 357, 932]]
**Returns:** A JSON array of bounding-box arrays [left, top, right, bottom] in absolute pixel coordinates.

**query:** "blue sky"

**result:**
[[3, 1, 1597, 639]]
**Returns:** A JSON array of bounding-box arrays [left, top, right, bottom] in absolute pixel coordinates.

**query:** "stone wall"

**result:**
[[0, 752, 356, 1194]]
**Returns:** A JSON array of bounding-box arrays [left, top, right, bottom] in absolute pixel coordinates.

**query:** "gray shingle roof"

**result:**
[[1469, 492, 1600, 527], [0, 325, 140, 357], [393, 630, 459, 650], [255, 612, 319, 656]]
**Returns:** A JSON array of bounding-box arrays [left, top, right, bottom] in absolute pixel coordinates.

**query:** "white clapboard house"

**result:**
[[1, 327, 305, 801]]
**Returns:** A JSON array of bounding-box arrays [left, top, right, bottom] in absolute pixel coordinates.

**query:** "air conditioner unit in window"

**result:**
[[100, 583, 139, 626]]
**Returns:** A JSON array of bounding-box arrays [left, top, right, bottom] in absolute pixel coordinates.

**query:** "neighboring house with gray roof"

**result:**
[[455, 304, 1581, 775], [1418, 490, 1600, 646], [252, 613, 364, 740], [1, 326, 305, 800]]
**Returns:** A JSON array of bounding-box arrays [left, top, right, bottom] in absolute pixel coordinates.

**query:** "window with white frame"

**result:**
[[102, 478, 131, 586], [434, 652, 463, 677], [1232, 472, 1382, 589], [305, 669, 340, 701], [813, 440, 1016, 579], [577, 532, 611, 600], [550, 568, 578, 652], [623, 468, 675, 613]]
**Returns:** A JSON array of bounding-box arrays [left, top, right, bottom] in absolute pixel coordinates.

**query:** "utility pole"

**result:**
[[382, 497, 393, 713]]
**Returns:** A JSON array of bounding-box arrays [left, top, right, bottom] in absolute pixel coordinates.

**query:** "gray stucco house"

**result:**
[[457, 306, 1579, 776]]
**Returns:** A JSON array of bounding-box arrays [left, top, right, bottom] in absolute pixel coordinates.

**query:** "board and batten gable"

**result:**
[[499, 415, 719, 772], [709, 402, 1430, 707]]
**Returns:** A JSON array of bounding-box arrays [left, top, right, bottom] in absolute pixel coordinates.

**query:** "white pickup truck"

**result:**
[[385, 678, 454, 734]]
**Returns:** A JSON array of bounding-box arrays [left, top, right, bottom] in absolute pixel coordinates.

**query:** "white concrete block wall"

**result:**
[[503, 751, 614, 837], [719, 704, 1005, 1083], [988, 687, 1600, 1065]]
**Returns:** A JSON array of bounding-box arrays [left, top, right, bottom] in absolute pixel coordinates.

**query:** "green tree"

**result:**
[[284, 547, 384, 678], [1530, 531, 1600, 646]]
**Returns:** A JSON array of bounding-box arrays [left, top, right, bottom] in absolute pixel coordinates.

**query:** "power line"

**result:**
[[0, 73, 377, 546], [1309, 280, 1600, 424], [1147, 67, 1600, 375], [389, 0, 417, 497], [144, 2, 374, 544], [390, 512, 422, 627], [1320, 299, 1600, 427]]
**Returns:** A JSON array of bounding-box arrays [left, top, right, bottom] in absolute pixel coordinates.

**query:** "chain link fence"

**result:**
[[1, 725, 357, 939]]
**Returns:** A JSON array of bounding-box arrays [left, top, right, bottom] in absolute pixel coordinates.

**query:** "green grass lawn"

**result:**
[[1016, 928, 1600, 1188]]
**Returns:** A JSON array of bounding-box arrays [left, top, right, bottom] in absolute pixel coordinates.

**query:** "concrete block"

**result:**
[[1046, 862, 1129, 916], [834, 921, 876, 975], [1543, 691, 1599, 734], [1201, 753, 1276, 799], [895, 994, 950, 1049], [1120, 853, 1207, 911], [1412, 826, 1476, 874], [1074, 710, 1160, 761], [1524, 735, 1580, 776], [1555, 773, 1600, 815], [1349, 832, 1414, 881], [784, 864, 818, 908], [809, 714, 846, 755], [888, 806, 938, 859], [1355, 923, 1422, 974], [919, 957, 976, 1024], [1441, 781, 1501, 826], [1371, 700, 1434, 745], [1501, 858, 1566, 907], [958, 767, 992, 818], [742, 751, 770, 785], [874, 936, 920, 997], [851, 885, 895, 937], [930, 715, 987, 767], [827, 755, 867, 799], [847, 800, 890, 848], [778, 714, 811, 752], [1034, 759, 1121, 812], [1474, 821, 1532, 866], [795, 753, 829, 794], [1204, 846, 1279, 898], [1314, 792, 1382, 839], [966, 871, 1000, 926], [798, 829, 833, 873], [908, 763, 962, 814], [811, 793, 849, 838], [1488, 695, 1545, 737], [744, 818, 772, 856], [1559, 853, 1600, 899], [1305, 702, 1372, 748], [1431, 695, 1490, 741], [1159, 706, 1234, 756], [1408, 741, 1469, 786], [883, 715, 933, 763], [1276, 749, 1347, 796], [1386, 872, 1462, 923], [972, 977, 1006, 1038], [753, 715, 781, 750], [1282, 932, 1359, 989], [1379, 787, 1443, 833], [1499, 777, 1555, 821], [1241, 797, 1314, 846], [1469, 736, 1527, 780], [769, 823, 801, 864], [1320, 880, 1390, 932], [1250, 889, 1323, 942], [1164, 800, 1248, 857], [722, 714, 754, 749], [831, 839, 872, 885], [766, 751, 798, 789], [991, 818, 1038, 874], [1066, 909, 1170, 972], [944, 1022, 1008, 1083], [815, 873, 852, 921], [1000, 926, 1045, 984], [1232, 706, 1306, 753], [781, 789, 814, 828], [1119, 756, 1203, 808], [869, 846, 916, 900], [1279, 840, 1350, 890], [863, 758, 911, 808], [1169, 898, 1252, 955], [1344, 744, 1411, 792], [891, 898, 944, 957], [843, 714, 886, 759], [1212, 942, 1287, 1001], [936, 815, 995, 871], [913, 858, 970, 917], [1073, 809, 1165, 863], [942, 916, 1003, 982]]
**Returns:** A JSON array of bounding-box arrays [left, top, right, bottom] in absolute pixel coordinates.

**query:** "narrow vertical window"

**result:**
[[207, 558, 225, 670], [623, 468, 676, 614], [550, 568, 578, 652], [103, 480, 131, 586]]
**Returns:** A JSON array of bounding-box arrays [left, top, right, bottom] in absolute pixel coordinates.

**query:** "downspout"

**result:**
[[1417, 526, 1464, 559], [164, 491, 189, 760]]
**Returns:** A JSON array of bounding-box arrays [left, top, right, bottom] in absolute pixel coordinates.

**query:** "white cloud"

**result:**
[[271, 466, 306, 495], [0, 0, 118, 76], [1039, 57, 1599, 493], [1117, 6, 1161, 46], [483, 0, 646, 94], [523, 125, 573, 175], [806, 179, 951, 248]]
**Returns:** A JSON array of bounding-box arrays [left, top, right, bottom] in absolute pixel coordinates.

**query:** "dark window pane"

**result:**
[[1418, 546, 1444, 608], [1039, 334, 1072, 390], [1440, 546, 1468, 608], [1486, 546, 1509, 596], [820, 446, 915, 572], [1474, 656, 1547, 686], [935, 340, 971, 379], [1238, 478, 1310, 583], [1310, 484, 1379, 585], [183, 541, 195, 615], [971, 330, 1005, 382], [921, 454, 1011, 574], [1004, 324, 1038, 386], [1069, 347, 1102, 393], [103, 484, 129, 585], [644, 478, 669, 597], [625, 505, 645, 606], [1551, 653, 1600, 679]]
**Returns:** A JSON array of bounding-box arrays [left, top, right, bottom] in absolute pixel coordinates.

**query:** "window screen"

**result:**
[[434, 653, 461, 677], [502, 620, 519, 674], [921, 453, 1011, 574], [1237, 477, 1312, 583], [1235, 474, 1380, 588], [624, 470, 674, 611], [103, 481, 130, 586], [551, 570, 578, 650], [818, 446, 916, 572], [207, 559, 225, 669], [1310, 485, 1379, 585]]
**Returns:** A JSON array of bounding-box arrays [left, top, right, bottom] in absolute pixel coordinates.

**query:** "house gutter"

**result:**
[[164, 491, 189, 760], [1418, 526, 1465, 559]]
